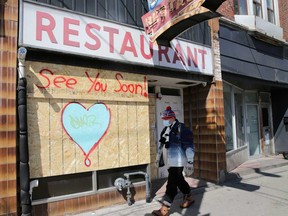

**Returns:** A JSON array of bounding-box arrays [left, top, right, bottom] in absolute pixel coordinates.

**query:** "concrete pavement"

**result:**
[[74, 155, 288, 216]]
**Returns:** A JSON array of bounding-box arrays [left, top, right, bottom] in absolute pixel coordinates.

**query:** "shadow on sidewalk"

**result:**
[[142, 168, 282, 216], [143, 178, 209, 216]]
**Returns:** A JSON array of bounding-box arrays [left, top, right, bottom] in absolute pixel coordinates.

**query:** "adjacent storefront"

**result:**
[[220, 20, 288, 171]]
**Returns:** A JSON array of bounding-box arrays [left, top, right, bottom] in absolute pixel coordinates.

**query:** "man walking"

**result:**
[[153, 106, 195, 216]]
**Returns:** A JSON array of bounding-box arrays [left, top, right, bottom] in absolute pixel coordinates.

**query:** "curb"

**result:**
[[226, 159, 288, 182]]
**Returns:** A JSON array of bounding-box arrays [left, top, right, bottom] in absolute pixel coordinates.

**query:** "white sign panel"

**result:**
[[21, 2, 213, 75]]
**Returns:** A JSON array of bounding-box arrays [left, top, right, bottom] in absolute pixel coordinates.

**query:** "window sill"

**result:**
[[234, 15, 284, 42]]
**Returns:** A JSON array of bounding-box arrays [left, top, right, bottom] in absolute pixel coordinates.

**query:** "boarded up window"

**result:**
[[26, 62, 150, 178]]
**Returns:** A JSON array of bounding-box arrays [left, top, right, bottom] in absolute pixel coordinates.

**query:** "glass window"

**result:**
[[253, 0, 263, 18], [262, 107, 269, 127], [63, 0, 74, 10], [107, 0, 117, 21], [245, 92, 258, 103], [223, 83, 234, 151], [266, 0, 275, 23], [234, 0, 248, 15], [234, 91, 245, 148], [97, 0, 107, 18], [126, 1, 136, 25], [37, 0, 49, 3], [32, 172, 93, 200], [75, 0, 85, 13], [97, 165, 147, 189], [161, 88, 181, 96], [51, 0, 61, 7], [260, 92, 270, 103], [87, 0, 96, 16], [118, 0, 127, 23]]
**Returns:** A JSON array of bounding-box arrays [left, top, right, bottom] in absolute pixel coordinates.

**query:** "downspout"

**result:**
[[17, 47, 32, 216]]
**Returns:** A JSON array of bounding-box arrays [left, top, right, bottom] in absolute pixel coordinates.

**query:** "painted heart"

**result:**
[[61, 102, 111, 167]]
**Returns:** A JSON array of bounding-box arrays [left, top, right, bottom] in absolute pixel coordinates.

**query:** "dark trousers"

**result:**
[[165, 167, 190, 203]]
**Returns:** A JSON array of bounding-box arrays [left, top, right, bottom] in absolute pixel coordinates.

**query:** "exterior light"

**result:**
[[17, 47, 27, 78]]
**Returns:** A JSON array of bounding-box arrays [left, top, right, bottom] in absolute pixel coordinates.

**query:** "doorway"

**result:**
[[246, 104, 261, 156], [156, 94, 183, 178]]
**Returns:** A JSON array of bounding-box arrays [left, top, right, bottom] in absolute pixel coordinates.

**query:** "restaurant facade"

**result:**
[[1, 0, 227, 215]]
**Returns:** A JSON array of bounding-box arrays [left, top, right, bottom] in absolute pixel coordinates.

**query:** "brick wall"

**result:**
[[0, 0, 19, 215], [217, 0, 235, 20], [279, 0, 288, 41], [183, 81, 226, 183]]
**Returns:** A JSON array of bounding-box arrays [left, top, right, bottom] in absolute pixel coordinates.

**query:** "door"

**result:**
[[156, 95, 183, 178], [246, 104, 261, 156]]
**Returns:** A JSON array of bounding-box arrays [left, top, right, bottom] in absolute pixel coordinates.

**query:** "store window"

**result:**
[[260, 92, 270, 103], [31, 165, 147, 202], [223, 83, 233, 151], [223, 82, 245, 152], [234, 89, 245, 148], [32, 172, 93, 201], [245, 91, 258, 103]]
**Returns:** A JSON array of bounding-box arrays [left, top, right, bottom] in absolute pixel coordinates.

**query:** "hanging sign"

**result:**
[[142, 0, 225, 45]]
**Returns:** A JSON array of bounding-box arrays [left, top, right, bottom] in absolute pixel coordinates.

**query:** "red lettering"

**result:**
[[35, 69, 77, 89], [36, 12, 57, 43], [36, 69, 52, 88], [103, 26, 119, 53], [114, 73, 147, 97], [158, 45, 170, 62], [66, 78, 77, 89], [187, 47, 198, 67], [120, 32, 138, 57], [198, 49, 207, 69], [114, 73, 123, 93], [85, 23, 101, 50], [140, 35, 153, 59], [85, 72, 107, 93], [172, 44, 185, 65], [63, 18, 80, 47], [53, 76, 66, 88]]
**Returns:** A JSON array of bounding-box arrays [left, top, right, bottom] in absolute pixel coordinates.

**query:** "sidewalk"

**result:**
[[74, 155, 288, 216]]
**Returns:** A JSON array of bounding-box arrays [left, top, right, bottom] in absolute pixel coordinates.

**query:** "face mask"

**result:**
[[163, 120, 171, 127]]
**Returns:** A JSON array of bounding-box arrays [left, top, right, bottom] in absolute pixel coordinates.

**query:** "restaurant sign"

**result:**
[[20, 2, 213, 75]]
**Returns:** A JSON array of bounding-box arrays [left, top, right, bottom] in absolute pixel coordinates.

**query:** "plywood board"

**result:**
[[28, 98, 50, 178], [26, 62, 148, 102], [27, 64, 150, 177]]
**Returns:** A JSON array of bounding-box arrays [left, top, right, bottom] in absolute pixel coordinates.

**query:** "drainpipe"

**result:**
[[17, 47, 32, 216]]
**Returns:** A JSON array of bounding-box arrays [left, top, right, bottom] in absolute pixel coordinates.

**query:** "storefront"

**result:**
[[14, 1, 226, 215], [219, 20, 288, 171]]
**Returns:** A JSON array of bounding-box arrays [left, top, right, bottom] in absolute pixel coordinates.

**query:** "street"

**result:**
[[78, 165, 288, 216]]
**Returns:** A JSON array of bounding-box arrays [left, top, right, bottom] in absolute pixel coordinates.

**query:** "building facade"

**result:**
[[1, 0, 226, 215], [218, 0, 288, 171]]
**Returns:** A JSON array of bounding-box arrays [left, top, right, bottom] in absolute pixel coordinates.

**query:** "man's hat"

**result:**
[[161, 106, 176, 119]]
